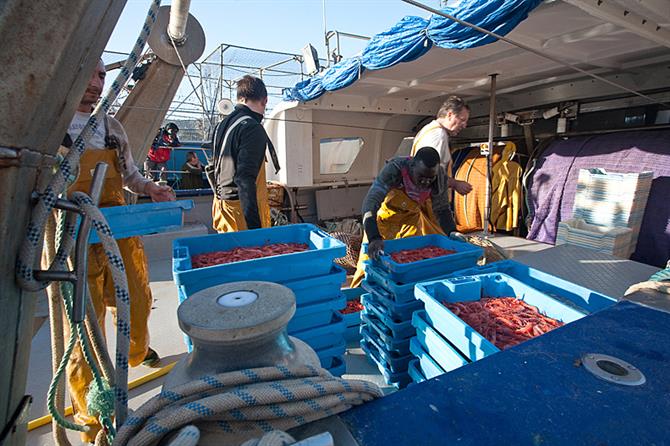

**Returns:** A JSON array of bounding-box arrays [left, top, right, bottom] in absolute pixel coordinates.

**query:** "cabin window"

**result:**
[[319, 137, 364, 174]]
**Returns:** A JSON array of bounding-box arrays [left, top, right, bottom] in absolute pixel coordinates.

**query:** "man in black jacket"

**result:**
[[211, 75, 279, 232]]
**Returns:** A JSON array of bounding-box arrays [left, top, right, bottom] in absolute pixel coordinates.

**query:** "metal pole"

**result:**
[[483, 73, 497, 238], [323, 0, 329, 67], [167, 0, 191, 43]]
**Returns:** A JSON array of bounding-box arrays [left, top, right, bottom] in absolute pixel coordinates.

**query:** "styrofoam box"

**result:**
[[556, 218, 633, 258]]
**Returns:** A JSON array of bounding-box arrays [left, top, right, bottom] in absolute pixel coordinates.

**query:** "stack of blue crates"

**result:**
[[359, 234, 483, 388], [408, 260, 619, 384], [172, 224, 349, 376]]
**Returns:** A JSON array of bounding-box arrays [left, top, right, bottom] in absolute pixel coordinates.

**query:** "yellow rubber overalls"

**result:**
[[66, 146, 153, 442], [212, 163, 272, 232], [350, 188, 445, 288]]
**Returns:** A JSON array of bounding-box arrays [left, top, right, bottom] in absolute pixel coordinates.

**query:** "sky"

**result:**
[[103, 0, 447, 124], [106, 0, 444, 61]]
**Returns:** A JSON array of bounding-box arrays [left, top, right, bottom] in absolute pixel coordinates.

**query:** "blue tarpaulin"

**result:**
[[283, 0, 543, 102]]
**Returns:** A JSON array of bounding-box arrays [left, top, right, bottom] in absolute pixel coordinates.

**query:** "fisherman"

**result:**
[[350, 147, 456, 287], [209, 75, 280, 232], [63, 59, 174, 442], [411, 95, 471, 184], [144, 122, 181, 183]]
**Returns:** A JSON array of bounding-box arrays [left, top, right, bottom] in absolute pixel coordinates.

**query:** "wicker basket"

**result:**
[[267, 183, 285, 209]]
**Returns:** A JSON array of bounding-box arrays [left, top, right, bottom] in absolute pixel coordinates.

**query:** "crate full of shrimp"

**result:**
[[415, 273, 585, 362], [371, 234, 483, 283], [172, 224, 345, 297]]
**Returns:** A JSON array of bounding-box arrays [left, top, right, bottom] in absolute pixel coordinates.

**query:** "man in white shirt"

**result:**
[[411, 96, 473, 226]]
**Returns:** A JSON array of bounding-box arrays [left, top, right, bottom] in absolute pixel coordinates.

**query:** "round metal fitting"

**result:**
[[178, 281, 295, 345], [147, 5, 206, 66], [217, 290, 258, 307], [582, 353, 646, 386]]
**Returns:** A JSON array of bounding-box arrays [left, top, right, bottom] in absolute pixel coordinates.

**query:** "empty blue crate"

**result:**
[[316, 341, 346, 369], [341, 288, 364, 342], [173, 224, 346, 298], [361, 294, 416, 339], [412, 310, 469, 373], [451, 259, 616, 312], [283, 265, 346, 306], [288, 294, 346, 332], [89, 200, 194, 243], [360, 312, 411, 356], [415, 273, 585, 362], [408, 359, 427, 384], [360, 326, 414, 373], [291, 311, 346, 351], [373, 234, 483, 283], [409, 337, 446, 380], [360, 339, 411, 388], [364, 264, 453, 304], [328, 356, 346, 377], [361, 281, 423, 321]]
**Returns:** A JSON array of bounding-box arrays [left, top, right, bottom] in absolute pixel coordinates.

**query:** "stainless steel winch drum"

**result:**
[[164, 281, 320, 390]]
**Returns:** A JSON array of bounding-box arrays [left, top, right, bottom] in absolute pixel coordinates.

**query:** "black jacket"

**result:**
[[212, 105, 271, 229]]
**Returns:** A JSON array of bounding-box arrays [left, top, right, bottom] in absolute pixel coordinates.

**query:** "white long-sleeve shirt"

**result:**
[[411, 119, 452, 167], [68, 111, 151, 195]]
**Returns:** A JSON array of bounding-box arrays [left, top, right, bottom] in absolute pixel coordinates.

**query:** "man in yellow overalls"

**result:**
[[350, 147, 456, 287], [64, 60, 175, 442], [210, 75, 279, 232]]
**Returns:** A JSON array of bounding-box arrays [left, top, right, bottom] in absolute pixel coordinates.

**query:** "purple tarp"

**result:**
[[527, 130, 670, 267]]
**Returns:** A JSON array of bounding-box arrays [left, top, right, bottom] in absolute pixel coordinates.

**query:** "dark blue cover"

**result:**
[[342, 301, 670, 445]]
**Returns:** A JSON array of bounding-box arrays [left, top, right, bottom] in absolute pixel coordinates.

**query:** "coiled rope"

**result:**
[[15, 0, 163, 440], [113, 365, 383, 446]]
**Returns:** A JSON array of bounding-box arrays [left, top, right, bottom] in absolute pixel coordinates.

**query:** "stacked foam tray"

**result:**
[[172, 224, 348, 376], [407, 261, 619, 384], [562, 168, 653, 257], [359, 234, 483, 388]]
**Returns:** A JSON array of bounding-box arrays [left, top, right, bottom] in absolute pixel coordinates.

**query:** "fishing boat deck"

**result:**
[[25, 226, 660, 445]]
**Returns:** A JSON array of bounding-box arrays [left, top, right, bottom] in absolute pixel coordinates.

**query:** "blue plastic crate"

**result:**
[[370, 234, 483, 283], [408, 359, 426, 384], [450, 259, 616, 312], [283, 265, 346, 306], [88, 200, 194, 243], [288, 294, 346, 333], [361, 294, 416, 339], [365, 264, 456, 304], [316, 341, 346, 369], [360, 339, 411, 388], [360, 312, 411, 355], [360, 282, 423, 322], [415, 273, 586, 361], [291, 311, 346, 351], [360, 327, 414, 373], [327, 356, 346, 377], [173, 224, 346, 297], [412, 310, 469, 373], [409, 337, 446, 380], [341, 288, 364, 342]]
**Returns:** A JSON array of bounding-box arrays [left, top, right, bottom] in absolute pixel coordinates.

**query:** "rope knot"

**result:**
[[87, 379, 115, 419]]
